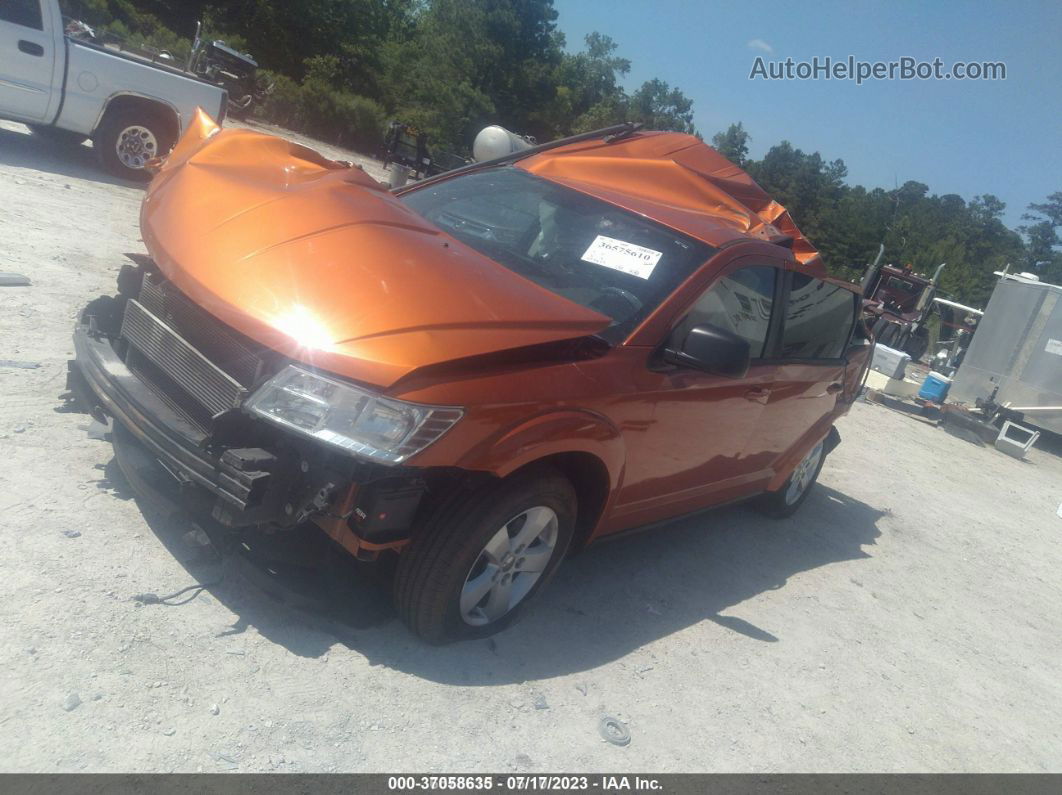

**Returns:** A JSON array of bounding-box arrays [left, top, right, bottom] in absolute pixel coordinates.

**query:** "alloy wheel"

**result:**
[[785, 441, 824, 505], [460, 505, 559, 626]]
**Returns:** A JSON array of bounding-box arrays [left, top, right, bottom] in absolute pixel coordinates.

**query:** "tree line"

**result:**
[[62, 0, 1061, 303]]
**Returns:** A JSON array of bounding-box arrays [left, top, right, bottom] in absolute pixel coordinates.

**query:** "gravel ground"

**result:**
[[1, 119, 1061, 773]]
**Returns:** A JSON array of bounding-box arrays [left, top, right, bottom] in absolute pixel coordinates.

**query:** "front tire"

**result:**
[[93, 108, 175, 181], [394, 468, 576, 644]]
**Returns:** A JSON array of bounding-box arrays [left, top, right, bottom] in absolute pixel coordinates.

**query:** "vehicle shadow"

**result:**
[[377, 486, 884, 682], [0, 124, 141, 188], [99, 447, 884, 682]]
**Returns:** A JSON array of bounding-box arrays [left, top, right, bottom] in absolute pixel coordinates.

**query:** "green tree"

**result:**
[[628, 78, 696, 135], [711, 122, 750, 166], [1019, 192, 1062, 283]]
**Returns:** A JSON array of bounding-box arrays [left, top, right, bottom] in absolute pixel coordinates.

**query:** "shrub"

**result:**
[[255, 75, 385, 154], [257, 71, 300, 127]]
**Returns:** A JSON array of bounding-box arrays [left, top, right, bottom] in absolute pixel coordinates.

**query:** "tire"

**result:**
[[93, 107, 175, 181], [905, 330, 929, 362], [394, 468, 577, 644], [27, 124, 87, 147], [754, 439, 826, 519]]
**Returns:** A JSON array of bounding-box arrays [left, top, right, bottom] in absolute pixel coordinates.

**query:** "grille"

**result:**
[[126, 347, 217, 430], [121, 299, 248, 418], [137, 275, 266, 387], [119, 275, 276, 428]]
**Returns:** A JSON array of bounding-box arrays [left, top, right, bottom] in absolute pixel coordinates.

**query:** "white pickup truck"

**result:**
[[0, 0, 226, 179]]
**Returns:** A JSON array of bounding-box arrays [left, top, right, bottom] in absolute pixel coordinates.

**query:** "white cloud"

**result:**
[[747, 38, 774, 54]]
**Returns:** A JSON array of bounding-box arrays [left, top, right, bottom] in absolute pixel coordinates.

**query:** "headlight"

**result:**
[[245, 365, 463, 464]]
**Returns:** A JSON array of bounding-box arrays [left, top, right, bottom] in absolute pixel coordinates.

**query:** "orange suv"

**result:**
[[71, 113, 871, 642]]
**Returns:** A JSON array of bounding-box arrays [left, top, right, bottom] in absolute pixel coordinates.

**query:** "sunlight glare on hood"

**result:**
[[271, 304, 334, 351]]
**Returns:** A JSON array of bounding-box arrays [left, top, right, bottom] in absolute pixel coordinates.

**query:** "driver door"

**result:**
[[613, 261, 783, 528]]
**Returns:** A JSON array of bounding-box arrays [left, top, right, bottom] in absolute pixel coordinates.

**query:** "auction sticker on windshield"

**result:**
[[581, 235, 662, 280]]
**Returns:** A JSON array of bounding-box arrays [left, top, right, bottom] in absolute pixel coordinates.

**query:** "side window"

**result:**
[[781, 273, 857, 360], [0, 0, 43, 29], [678, 265, 777, 358]]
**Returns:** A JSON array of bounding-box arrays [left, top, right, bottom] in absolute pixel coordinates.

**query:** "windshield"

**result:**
[[399, 168, 713, 341]]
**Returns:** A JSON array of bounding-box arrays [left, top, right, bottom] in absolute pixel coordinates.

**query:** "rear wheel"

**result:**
[[754, 439, 826, 519], [394, 468, 576, 643], [93, 108, 175, 181]]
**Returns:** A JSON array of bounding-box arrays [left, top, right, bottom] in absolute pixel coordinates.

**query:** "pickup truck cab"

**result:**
[[0, 0, 226, 178], [71, 114, 872, 643]]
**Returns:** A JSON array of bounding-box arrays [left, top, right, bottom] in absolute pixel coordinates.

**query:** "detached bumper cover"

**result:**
[[72, 325, 271, 512]]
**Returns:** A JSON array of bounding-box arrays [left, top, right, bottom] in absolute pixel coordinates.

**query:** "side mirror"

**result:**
[[664, 323, 751, 378]]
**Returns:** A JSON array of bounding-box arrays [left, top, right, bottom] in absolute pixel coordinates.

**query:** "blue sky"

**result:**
[[553, 0, 1062, 231]]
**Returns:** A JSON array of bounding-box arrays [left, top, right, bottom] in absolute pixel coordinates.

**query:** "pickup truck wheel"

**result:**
[[94, 109, 174, 181], [394, 469, 576, 644], [754, 439, 826, 519]]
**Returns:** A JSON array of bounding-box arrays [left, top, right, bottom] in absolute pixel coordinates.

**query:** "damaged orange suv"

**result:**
[[71, 112, 870, 642]]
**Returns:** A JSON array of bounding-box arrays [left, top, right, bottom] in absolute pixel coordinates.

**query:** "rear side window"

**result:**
[[0, 0, 43, 29], [679, 266, 777, 358], [781, 273, 857, 359]]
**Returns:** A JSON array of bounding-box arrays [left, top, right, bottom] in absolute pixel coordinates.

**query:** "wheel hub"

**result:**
[[785, 441, 824, 505], [115, 125, 158, 170], [459, 505, 559, 626]]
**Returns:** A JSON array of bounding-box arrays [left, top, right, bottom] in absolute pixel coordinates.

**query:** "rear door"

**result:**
[[748, 271, 860, 474], [0, 0, 56, 121]]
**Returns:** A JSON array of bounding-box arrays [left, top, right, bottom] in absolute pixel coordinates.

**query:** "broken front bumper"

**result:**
[[70, 316, 434, 557], [71, 324, 282, 521]]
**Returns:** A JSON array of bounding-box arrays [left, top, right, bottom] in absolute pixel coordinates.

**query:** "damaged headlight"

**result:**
[[245, 365, 463, 464]]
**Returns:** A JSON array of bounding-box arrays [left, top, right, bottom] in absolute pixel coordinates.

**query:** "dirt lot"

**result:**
[[1, 119, 1061, 774]]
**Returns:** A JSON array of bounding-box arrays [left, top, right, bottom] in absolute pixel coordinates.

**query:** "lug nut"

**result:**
[[300, 460, 310, 473]]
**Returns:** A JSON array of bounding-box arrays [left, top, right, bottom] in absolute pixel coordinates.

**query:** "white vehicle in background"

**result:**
[[0, 0, 226, 179]]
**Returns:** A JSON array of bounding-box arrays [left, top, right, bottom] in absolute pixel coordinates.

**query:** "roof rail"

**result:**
[[392, 122, 644, 194]]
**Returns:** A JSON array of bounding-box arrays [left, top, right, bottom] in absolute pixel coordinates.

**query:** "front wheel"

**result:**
[[394, 468, 576, 643], [93, 108, 175, 181], [754, 439, 826, 519]]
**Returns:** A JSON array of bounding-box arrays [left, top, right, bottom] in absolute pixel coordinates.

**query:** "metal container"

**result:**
[[950, 274, 1062, 434], [870, 343, 910, 380]]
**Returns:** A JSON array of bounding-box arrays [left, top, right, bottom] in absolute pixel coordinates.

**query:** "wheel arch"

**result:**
[[505, 450, 613, 554], [93, 93, 181, 144], [459, 409, 627, 553]]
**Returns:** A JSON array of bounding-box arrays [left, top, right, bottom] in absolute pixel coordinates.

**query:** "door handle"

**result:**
[[744, 387, 771, 403], [18, 40, 44, 57], [826, 382, 844, 395]]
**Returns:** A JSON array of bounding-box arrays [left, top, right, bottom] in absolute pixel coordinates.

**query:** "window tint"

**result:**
[[0, 0, 43, 29], [679, 266, 777, 358], [781, 273, 857, 359]]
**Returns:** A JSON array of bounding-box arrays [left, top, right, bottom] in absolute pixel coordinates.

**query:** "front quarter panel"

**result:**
[[457, 409, 626, 489]]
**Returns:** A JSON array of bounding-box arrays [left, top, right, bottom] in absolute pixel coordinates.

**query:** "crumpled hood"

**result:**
[[140, 112, 610, 389]]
